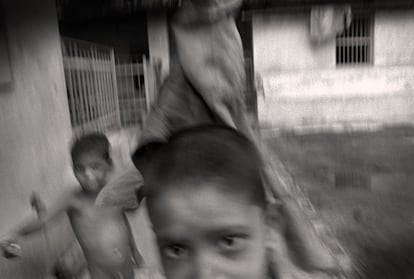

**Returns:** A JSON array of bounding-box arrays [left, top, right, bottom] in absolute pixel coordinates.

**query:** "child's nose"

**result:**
[[192, 252, 222, 279], [84, 168, 94, 179]]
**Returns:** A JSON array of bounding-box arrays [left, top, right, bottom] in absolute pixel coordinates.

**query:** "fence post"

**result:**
[[92, 46, 103, 131], [142, 55, 152, 112], [110, 49, 121, 128]]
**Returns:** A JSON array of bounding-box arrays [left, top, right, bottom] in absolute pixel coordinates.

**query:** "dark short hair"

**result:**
[[70, 132, 111, 164], [138, 125, 267, 209]]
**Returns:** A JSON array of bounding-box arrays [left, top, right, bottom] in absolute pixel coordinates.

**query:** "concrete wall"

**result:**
[[0, 0, 75, 277], [374, 10, 414, 66], [253, 12, 335, 74], [259, 66, 414, 129], [147, 11, 170, 81], [0, 0, 73, 235], [253, 10, 414, 130]]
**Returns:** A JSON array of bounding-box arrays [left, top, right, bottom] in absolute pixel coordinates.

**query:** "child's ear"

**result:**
[[131, 141, 165, 179]]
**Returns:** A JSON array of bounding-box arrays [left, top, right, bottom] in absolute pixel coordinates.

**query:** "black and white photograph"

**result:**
[[1, 0, 414, 278]]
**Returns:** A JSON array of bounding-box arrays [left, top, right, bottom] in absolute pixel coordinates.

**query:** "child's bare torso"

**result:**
[[68, 192, 131, 270]]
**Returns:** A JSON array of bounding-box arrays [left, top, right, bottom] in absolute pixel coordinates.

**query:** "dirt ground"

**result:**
[[267, 126, 414, 279], [4, 126, 414, 278]]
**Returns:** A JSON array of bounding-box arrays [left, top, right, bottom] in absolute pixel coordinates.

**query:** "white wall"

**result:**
[[0, 0, 73, 234], [0, 0, 75, 277], [253, 12, 335, 74], [259, 66, 414, 129], [375, 10, 414, 66], [253, 10, 414, 130]]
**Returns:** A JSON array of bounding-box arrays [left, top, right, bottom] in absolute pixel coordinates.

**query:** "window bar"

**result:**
[[351, 19, 354, 64], [369, 15, 373, 64], [357, 17, 360, 63]]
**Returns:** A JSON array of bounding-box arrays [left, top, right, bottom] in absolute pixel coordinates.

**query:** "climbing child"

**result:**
[[1, 133, 144, 279]]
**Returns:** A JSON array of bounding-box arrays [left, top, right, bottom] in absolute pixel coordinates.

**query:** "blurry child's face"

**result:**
[[73, 152, 112, 193], [148, 181, 268, 279]]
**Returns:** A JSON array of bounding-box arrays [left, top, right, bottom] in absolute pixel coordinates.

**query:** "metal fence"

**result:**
[[115, 57, 160, 127], [61, 37, 121, 135]]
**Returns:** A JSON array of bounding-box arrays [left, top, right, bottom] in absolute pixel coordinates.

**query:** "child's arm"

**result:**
[[1, 190, 77, 244]]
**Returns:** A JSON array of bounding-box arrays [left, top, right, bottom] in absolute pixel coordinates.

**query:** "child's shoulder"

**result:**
[[67, 188, 84, 200], [63, 189, 91, 210]]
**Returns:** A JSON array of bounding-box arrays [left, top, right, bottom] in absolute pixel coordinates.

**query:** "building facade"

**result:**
[[252, 6, 414, 131]]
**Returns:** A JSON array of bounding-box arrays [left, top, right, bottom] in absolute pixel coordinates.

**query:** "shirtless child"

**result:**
[[1, 133, 143, 279]]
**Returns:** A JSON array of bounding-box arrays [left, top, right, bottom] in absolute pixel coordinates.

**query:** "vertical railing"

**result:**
[[115, 56, 160, 127], [336, 12, 373, 66], [61, 37, 121, 136]]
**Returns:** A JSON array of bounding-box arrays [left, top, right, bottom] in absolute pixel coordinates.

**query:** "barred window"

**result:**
[[336, 12, 373, 65]]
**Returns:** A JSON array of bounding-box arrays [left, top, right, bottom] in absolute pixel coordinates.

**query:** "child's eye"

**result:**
[[162, 244, 188, 260], [217, 235, 247, 252], [90, 163, 101, 170]]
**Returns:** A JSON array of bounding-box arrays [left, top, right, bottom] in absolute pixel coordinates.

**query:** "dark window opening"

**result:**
[[336, 12, 373, 65]]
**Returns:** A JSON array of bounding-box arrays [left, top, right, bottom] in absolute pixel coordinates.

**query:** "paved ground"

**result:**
[[267, 126, 414, 279]]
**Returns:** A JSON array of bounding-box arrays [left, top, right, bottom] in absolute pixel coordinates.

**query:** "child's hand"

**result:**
[[0, 235, 22, 259]]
